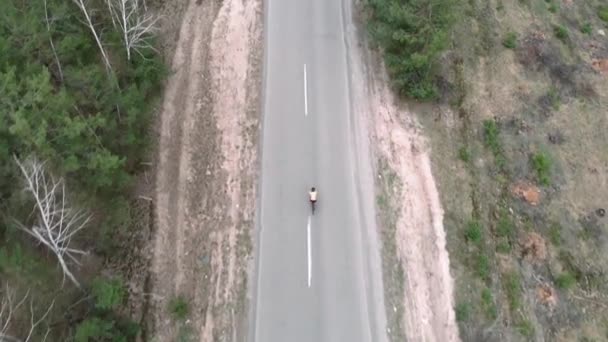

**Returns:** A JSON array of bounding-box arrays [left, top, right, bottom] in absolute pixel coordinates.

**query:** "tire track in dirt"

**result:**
[[151, 0, 262, 340]]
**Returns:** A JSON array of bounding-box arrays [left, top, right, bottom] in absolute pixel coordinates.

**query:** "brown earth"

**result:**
[[147, 0, 262, 340], [511, 181, 541, 206]]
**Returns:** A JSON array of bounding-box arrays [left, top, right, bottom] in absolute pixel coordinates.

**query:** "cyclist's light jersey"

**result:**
[[309, 191, 317, 201]]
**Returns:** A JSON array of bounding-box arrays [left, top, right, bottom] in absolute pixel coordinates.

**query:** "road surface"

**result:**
[[252, 0, 388, 340]]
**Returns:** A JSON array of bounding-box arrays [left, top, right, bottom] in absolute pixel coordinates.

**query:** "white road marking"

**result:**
[[304, 64, 308, 116], [307, 215, 312, 287]]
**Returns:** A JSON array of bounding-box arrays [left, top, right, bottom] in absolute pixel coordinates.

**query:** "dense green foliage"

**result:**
[[75, 278, 139, 341], [92, 277, 126, 310], [0, 0, 164, 339], [0, 0, 164, 201], [367, 0, 456, 100]]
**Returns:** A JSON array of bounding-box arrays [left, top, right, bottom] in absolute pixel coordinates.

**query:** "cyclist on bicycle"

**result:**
[[309, 187, 317, 203]]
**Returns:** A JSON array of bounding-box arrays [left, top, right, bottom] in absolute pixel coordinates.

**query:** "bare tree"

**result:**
[[0, 284, 54, 342], [1, 285, 28, 340], [71, 0, 113, 72], [105, 0, 117, 28], [111, 0, 160, 60], [14, 157, 91, 288], [44, 0, 64, 82]]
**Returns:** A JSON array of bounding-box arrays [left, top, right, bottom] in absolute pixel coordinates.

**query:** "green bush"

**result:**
[[483, 120, 501, 154], [532, 152, 552, 186], [75, 317, 139, 342], [476, 254, 490, 280], [458, 146, 471, 162], [549, 224, 562, 246], [367, 0, 456, 100], [580, 22, 592, 35], [75, 318, 115, 342], [555, 272, 576, 289], [554, 25, 568, 41], [465, 220, 482, 244], [599, 7, 608, 22], [504, 271, 521, 310], [483, 120, 507, 170], [481, 287, 497, 319], [502, 32, 517, 49], [497, 212, 514, 238], [455, 302, 470, 322], [92, 277, 125, 310], [169, 296, 189, 320], [548, 3, 558, 13]]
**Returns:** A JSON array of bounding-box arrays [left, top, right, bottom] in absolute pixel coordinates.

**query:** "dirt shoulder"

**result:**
[[147, 0, 262, 340], [347, 4, 461, 342]]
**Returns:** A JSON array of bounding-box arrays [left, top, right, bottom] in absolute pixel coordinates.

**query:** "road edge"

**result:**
[[341, 0, 390, 341], [245, 0, 270, 338]]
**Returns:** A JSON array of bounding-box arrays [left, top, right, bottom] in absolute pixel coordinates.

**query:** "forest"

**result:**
[[0, 0, 164, 339]]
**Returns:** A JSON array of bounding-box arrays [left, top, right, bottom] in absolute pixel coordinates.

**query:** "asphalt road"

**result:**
[[252, 0, 387, 340]]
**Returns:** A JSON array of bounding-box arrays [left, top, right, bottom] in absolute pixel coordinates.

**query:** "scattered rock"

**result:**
[[520, 232, 547, 262], [598, 29, 606, 36], [511, 181, 541, 206], [596, 208, 606, 217], [592, 59, 608, 74]]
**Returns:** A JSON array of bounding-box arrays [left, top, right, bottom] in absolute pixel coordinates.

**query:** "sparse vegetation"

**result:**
[[554, 25, 569, 41], [373, 0, 608, 339], [532, 152, 552, 186], [497, 211, 514, 238], [599, 6, 608, 22], [482, 120, 506, 168], [504, 271, 522, 310], [169, 296, 190, 320], [455, 302, 471, 322], [547, 86, 561, 109], [480, 287, 497, 319], [465, 220, 482, 244], [581, 22, 592, 34], [475, 254, 490, 281], [458, 146, 471, 162], [555, 272, 576, 289], [517, 318, 535, 337], [483, 120, 501, 155], [497, 241, 511, 253], [376, 159, 406, 341], [548, 3, 558, 13], [549, 224, 562, 246], [502, 32, 517, 49]]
